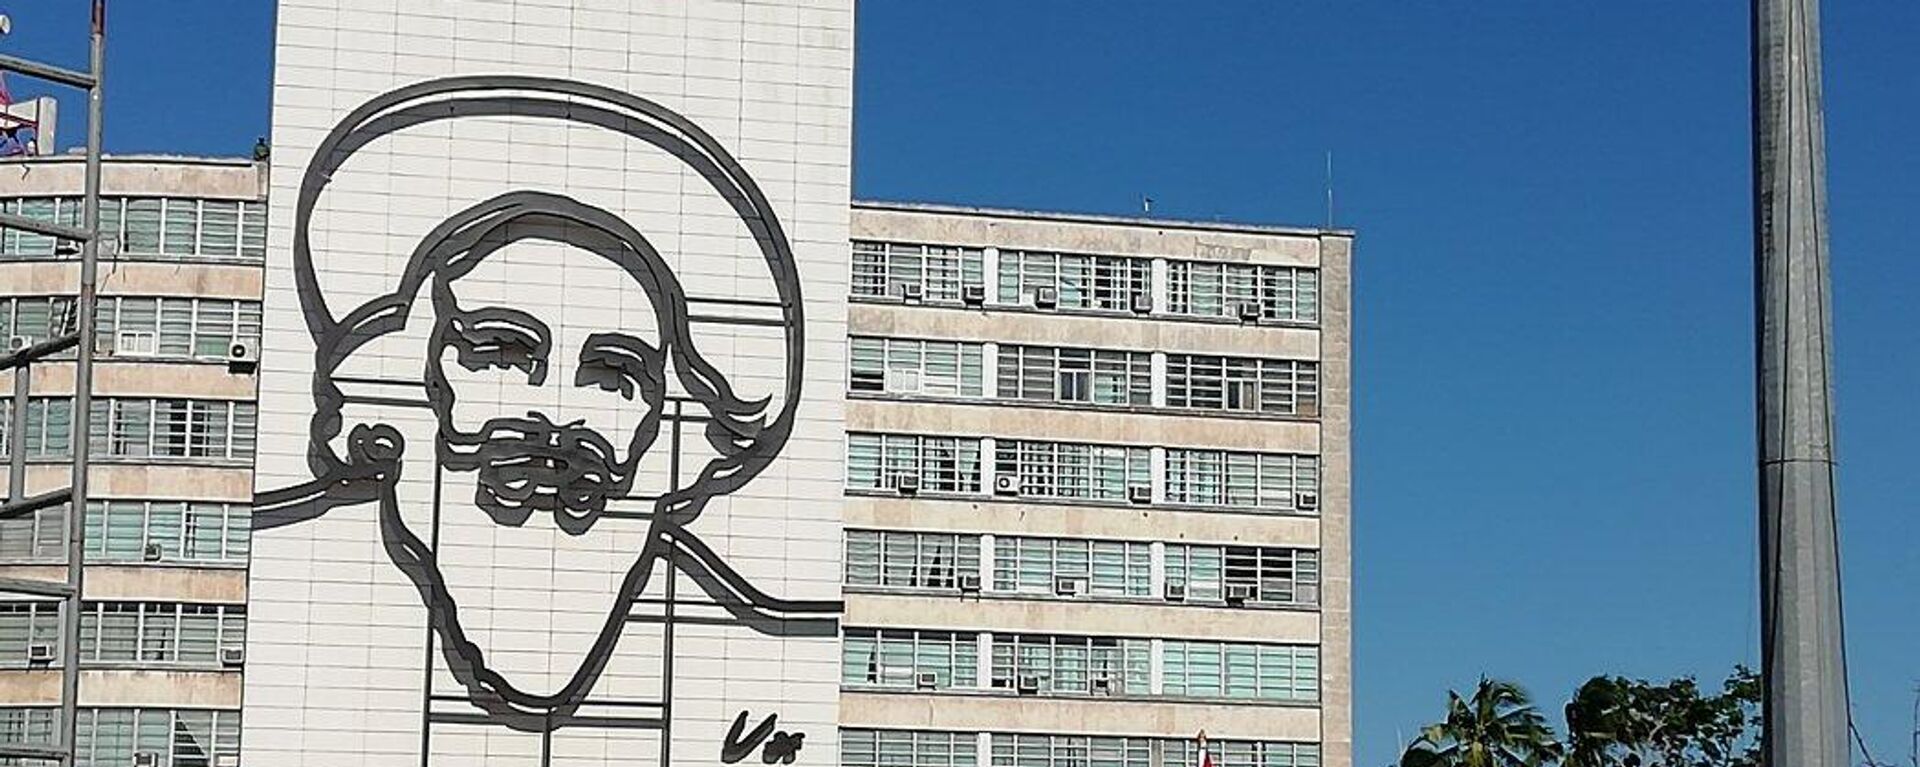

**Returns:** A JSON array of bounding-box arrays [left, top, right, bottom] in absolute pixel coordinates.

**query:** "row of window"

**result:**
[[845, 631, 1316, 702], [0, 397, 258, 462], [0, 707, 239, 767], [849, 337, 1321, 419], [0, 295, 263, 360], [846, 434, 1321, 514], [0, 500, 251, 564], [840, 730, 1321, 767], [0, 601, 245, 668], [843, 530, 1322, 608], [850, 240, 1322, 325], [0, 196, 267, 262]]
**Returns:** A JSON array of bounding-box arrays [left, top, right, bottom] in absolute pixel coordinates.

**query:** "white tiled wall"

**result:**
[[247, 2, 851, 765]]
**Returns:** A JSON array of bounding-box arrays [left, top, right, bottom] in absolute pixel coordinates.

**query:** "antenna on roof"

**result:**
[[1141, 195, 1153, 215], [1324, 150, 1336, 229]]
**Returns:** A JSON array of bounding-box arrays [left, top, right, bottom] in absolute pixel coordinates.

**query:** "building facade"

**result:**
[[839, 203, 1351, 767], [0, 5, 1350, 767], [0, 155, 267, 766]]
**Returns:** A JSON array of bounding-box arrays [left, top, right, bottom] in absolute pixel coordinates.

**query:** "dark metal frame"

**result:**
[[0, 3, 105, 766]]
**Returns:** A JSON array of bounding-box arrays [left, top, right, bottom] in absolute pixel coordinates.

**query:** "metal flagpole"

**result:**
[[1753, 0, 1849, 766]]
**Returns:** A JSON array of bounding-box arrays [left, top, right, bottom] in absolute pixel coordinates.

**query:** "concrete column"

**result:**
[[1149, 540, 1166, 600], [1755, 3, 1849, 767], [978, 533, 996, 589], [1150, 352, 1168, 408], [980, 437, 998, 493], [976, 632, 994, 690], [981, 342, 1000, 399], [981, 247, 1001, 304], [1150, 257, 1169, 313], [1148, 638, 1165, 696]]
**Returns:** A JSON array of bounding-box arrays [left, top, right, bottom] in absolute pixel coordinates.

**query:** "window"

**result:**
[[68, 500, 250, 565], [851, 241, 985, 302], [0, 603, 61, 665], [0, 296, 79, 348], [845, 530, 982, 590], [993, 440, 1148, 503], [842, 628, 978, 689], [1163, 544, 1320, 607], [1, 195, 266, 263], [1164, 741, 1320, 767], [1167, 261, 1321, 324], [842, 729, 979, 767], [991, 536, 1150, 599], [990, 634, 1149, 696], [996, 345, 1150, 407], [0, 503, 64, 561], [61, 602, 245, 667], [849, 337, 984, 397], [846, 433, 982, 494], [0, 398, 74, 460], [79, 398, 256, 462], [88, 296, 262, 360], [990, 734, 1152, 767], [1164, 450, 1320, 513], [1162, 641, 1319, 702], [998, 250, 1150, 312], [1165, 354, 1320, 417], [0, 707, 241, 767]]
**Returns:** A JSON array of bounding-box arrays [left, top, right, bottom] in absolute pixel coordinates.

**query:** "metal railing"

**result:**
[[0, 3, 106, 765]]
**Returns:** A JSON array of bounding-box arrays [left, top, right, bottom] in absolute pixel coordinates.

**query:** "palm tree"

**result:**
[[1401, 678, 1566, 767]]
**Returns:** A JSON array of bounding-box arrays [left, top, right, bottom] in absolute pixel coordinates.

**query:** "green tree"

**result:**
[[1401, 678, 1566, 767], [1563, 667, 1760, 767]]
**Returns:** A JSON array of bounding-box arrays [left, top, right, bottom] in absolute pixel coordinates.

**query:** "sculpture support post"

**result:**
[[1754, 1, 1849, 766]]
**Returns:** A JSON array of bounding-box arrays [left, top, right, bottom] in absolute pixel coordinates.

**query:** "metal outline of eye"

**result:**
[[575, 332, 664, 401], [448, 309, 550, 384]]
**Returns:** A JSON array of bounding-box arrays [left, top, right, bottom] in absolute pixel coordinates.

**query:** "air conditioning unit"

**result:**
[[227, 341, 258, 370], [915, 672, 939, 690], [894, 474, 920, 495], [1033, 286, 1058, 309], [142, 543, 164, 562], [1016, 674, 1042, 694], [6, 335, 27, 352], [1163, 581, 1187, 602], [898, 283, 924, 301], [992, 474, 1019, 496], [1053, 576, 1084, 597], [133, 752, 160, 767], [220, 646, 245, 667], [1295, 492, 1320, 512], [1225, 583, 1256, 604], [116, 330, 156, 356], [1236, 301, 1263, 322], [1127, 484, 1152, 505], [1090, 676, 1115, 696], [27, 643, 54, 664], [1130, 293, 1152, 314], [962, 284, 987, 306], [957, 573, 982, 594]]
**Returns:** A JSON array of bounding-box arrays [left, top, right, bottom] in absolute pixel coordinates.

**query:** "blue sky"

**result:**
[[8, 2, 1919, 765]]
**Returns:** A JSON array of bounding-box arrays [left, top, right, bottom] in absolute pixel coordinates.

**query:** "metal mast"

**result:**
[[0, 3, 106, 766], [1753, 0, 1849, 766]]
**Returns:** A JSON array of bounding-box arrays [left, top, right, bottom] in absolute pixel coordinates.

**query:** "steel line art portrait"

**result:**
[[249, 75, 841, 766]]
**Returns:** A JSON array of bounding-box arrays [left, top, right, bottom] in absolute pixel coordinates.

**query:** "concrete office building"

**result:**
[[0, 4, 1351, 767], [0, 155, 267, 765], [838, 204, 1351, 767]]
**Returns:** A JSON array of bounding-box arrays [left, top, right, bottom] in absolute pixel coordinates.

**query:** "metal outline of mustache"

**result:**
[[251, 75, 842, 733], [445, 413, 627, 535]]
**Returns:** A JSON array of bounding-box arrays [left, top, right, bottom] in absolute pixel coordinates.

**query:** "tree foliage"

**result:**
[[1401, 678, 1566, 767], [1400, 669, 1760, 767]]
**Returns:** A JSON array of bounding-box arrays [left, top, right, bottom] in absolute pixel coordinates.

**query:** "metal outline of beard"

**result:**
[[250, 76, 843, 739]]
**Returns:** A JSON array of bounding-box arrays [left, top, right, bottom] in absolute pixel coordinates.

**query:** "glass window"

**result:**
[[844, 530, 980, 591], [998, 251, 1149, 312], [842, 729, 979, 767], [996, 345, 1149, 407], [1166, 354, 1320, 417], [122, 199, 163, 254], [990, 734, 1150, 767], [1165, 449, 1320, 513], [851, 241, 985, 302], [846, 433, 982, 494], [198, 201, 239, 257], [1165, 544, 1320, 607], [991, 536, 1149, 598], [993, 440, 1148, 503], [849, 337, 984, 397], [842, 628, 978, 689]]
